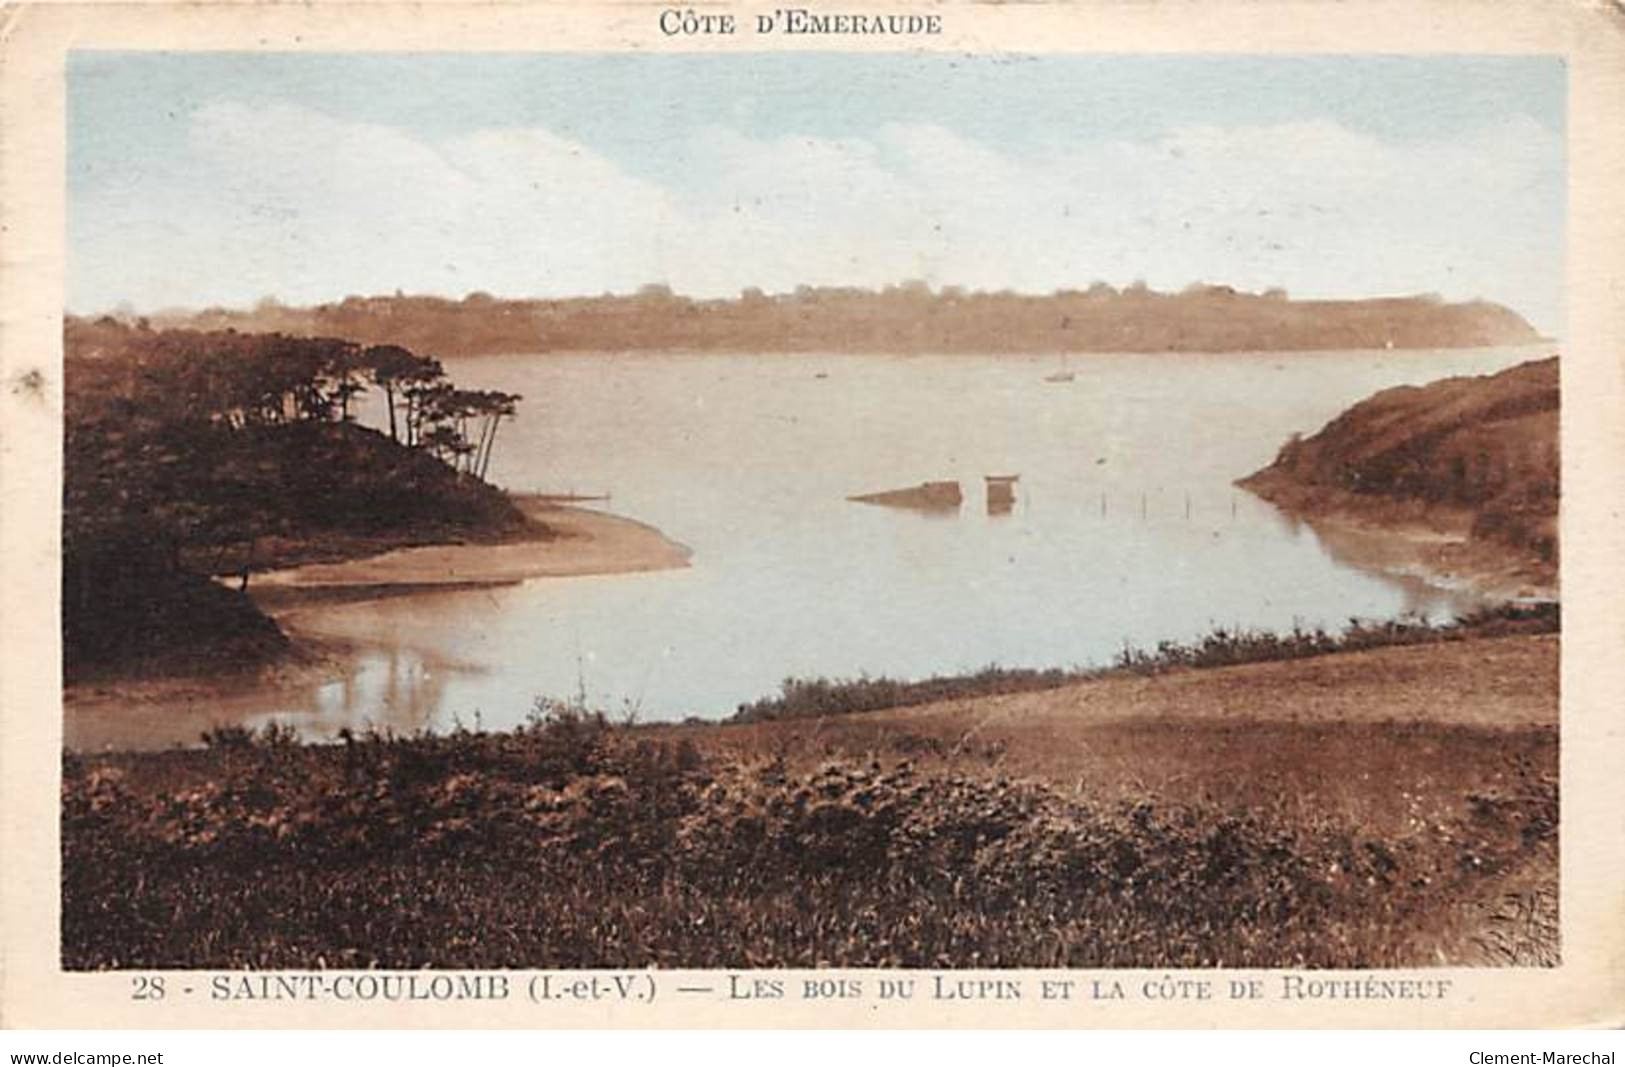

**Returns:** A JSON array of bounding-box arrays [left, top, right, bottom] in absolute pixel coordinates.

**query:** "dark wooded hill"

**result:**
[[1239, 357, 1558, 573], [149, 283, 1542, 357], [63, 318, 534, 681]]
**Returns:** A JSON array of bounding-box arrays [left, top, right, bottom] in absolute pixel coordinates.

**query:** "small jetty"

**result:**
[[529, 490, 612, 504], [848, 480, 963, 510]]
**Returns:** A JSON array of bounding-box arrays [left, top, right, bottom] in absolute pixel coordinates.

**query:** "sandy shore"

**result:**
[[247, 504, 690, 608]]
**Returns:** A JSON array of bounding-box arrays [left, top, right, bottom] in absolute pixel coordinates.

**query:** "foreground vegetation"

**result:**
[[64, 674, 1557, 970], [733, 603, 1558, 722], [64, 317, 533, 680]]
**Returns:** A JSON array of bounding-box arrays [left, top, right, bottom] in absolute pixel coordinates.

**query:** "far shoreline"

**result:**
[[135, 286, 1546, 359]]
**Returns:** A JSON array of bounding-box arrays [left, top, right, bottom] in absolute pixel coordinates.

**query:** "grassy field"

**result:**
[[731, 604, 1556, 723], [62, 632, 1557, 971]]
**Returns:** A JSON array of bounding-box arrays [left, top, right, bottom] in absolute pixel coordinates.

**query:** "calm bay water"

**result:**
[[67, 345, 1549, 750]]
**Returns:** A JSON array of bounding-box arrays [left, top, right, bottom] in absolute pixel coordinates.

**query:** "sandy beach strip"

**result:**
[[247, 505, 691, 608]]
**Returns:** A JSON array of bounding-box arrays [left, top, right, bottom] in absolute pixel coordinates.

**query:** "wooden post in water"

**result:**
[[985, 474, 1019, 516], [1184, 491, 1191, 520]]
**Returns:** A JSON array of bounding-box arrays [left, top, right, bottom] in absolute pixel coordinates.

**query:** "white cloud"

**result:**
[[71, 102, 1564, 332]]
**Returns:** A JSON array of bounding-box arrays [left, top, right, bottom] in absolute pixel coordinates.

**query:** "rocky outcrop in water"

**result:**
[[849, 481, 963, 510]]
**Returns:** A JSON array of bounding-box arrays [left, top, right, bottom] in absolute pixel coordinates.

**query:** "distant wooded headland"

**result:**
[[139, 283, 1542, 357]]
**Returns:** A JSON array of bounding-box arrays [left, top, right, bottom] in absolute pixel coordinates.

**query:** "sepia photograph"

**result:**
[[47, 44, 1573, 977]]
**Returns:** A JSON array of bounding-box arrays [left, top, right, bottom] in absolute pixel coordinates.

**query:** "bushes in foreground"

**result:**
[[62, 710, 1557, 970], [733, 603, 1559, 723]]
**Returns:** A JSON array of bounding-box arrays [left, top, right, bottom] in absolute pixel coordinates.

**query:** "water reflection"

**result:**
[[303, 645, 452, 736], [1294, 518, 1485, 619]]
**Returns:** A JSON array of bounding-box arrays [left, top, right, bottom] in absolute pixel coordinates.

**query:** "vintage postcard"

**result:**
[[2, 0, 1623, 1031]]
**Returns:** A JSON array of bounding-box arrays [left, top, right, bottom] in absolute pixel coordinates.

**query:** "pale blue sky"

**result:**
[[69, 53, 1565, 331]]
